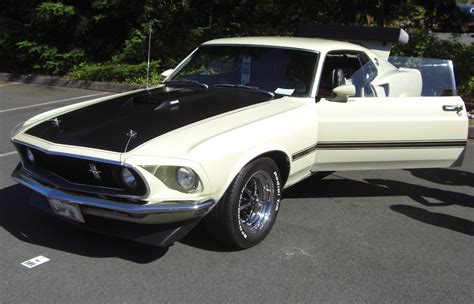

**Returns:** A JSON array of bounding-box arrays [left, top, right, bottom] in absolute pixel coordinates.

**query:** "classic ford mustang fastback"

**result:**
[[11, 26, 468, 249]]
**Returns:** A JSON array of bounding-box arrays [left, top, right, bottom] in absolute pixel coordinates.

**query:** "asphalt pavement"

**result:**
[[0, 81, 473, 303]]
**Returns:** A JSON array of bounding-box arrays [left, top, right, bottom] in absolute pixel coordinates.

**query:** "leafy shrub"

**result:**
[[112, 29, 147, 64], [15, 40, 84, 75], [68, 60, 164, 85], [36, 2, 76, 23]]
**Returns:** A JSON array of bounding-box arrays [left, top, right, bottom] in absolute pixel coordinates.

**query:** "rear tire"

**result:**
[[205, 157, 282, 249]]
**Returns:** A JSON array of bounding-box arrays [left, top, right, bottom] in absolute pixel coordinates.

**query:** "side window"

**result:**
[[353, 53, 378, 97], [318, 51, 378, 98]]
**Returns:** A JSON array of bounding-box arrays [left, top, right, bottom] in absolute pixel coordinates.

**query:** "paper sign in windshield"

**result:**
[[241, 56, 251, 85], [275, 88, 295, 95]]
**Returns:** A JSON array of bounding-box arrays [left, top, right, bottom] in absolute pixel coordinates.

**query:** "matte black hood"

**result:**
[[25, 86, 274, 152]]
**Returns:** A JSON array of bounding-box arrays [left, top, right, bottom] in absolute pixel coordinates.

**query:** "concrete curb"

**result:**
[[0, 73, 144, 93]]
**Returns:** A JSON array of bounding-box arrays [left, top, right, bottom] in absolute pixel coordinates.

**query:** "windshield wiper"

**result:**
[[213, 84, 274, 98], [164, 79, 209, 89]]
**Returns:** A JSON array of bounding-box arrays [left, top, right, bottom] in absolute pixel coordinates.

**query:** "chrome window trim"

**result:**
[[168, 44, 320, 98]]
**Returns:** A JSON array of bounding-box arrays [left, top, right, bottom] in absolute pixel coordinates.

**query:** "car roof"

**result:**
[[202, 36, 372, 54]]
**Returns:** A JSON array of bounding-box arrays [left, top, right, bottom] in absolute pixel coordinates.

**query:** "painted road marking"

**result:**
[[0, 151, 17, 158], [21, 256, 50, 268], [0, 92, 109, 114], [0, 82, 20, 87]]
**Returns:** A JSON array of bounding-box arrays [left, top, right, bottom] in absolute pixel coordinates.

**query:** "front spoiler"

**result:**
[[12, 163, 216, 224], [27, 191, 200, 247]]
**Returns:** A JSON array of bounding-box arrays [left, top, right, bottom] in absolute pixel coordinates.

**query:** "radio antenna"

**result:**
[[146, 24, 152, 90]]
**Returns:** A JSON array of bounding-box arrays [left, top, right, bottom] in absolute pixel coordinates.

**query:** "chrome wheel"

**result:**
[[204, 157, 281, 249], [238, 170, 276, 234]]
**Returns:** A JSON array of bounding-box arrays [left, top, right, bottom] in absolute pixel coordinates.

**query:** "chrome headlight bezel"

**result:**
[[176, 167, 199, 193], [140, 165, 203, 194], [120, 167, 138, 190]]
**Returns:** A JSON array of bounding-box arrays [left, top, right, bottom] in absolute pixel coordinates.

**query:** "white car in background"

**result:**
[[11, 25, 468, 249]]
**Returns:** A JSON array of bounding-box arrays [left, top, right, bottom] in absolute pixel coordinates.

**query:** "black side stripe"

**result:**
[[291, 140, 467, 161], [316, 140, 467, 149], [292, 144, 318, 161]]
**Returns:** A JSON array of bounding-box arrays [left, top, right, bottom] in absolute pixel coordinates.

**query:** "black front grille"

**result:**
[[16, 143, 147, 197]]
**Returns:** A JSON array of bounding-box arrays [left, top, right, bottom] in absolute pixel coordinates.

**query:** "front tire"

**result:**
[[206, 157, 282, 249]]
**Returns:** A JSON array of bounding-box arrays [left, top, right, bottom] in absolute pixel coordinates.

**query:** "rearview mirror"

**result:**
[[161, 69, 174, 78], [331, 84, 356, 102]]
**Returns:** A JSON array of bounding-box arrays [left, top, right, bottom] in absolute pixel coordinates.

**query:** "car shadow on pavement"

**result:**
[[406, 168, 474, 187], [283, 172, 473, 236], [283, 173, 398, 199], [0, 184, 168, 264], [179, 225, 235, 252], [390, 205, 474, 236], [367, 178, 474, 208]]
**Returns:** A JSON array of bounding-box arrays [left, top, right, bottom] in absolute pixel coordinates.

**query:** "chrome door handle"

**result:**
[[442, 104, 463, 114]]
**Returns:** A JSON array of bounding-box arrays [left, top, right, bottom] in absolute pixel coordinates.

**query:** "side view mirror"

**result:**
[[331, 84, 356, 102], [160, 69, 174, 78]]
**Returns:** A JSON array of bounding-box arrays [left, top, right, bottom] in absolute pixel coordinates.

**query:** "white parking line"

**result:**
[[0, 82, 20, 87], [0, 92, 109, 114], [0, 151, 17, 157]]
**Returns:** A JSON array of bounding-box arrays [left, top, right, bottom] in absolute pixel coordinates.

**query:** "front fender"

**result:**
[[187, 124, 304, 200], [217, 146, 291, 200]]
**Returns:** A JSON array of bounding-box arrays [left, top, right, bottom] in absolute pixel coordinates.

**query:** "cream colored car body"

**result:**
[[12, 37, 468, 225]]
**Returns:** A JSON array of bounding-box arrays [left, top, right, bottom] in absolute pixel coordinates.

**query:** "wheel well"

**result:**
[[256, 151, 290, 186]]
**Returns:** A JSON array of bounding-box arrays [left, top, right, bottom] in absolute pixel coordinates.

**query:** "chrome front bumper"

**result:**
[[12, 164, 217, 224]]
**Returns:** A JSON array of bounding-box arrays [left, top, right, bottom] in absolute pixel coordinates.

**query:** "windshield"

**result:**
[[168, 45, 319, 97]]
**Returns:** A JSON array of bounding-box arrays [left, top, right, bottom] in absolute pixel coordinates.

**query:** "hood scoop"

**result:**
[[131, 95, 180, 112]]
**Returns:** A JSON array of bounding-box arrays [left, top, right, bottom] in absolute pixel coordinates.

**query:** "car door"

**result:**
[[312, 50, 468, 171]]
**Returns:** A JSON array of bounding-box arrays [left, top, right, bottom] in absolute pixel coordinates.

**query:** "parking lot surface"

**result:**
[[1, 81, 473, 303]]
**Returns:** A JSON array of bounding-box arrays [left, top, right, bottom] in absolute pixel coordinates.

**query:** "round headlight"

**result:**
[[26, 148, 35, 164], [120, 168, 137, 189], [176, 167, 198, 192]]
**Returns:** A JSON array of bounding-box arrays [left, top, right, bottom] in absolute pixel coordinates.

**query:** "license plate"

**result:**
[[48, 199, 85, 223]]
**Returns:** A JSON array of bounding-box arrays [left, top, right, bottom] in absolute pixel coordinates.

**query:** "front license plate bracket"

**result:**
[[48, 198, 85, 223]]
